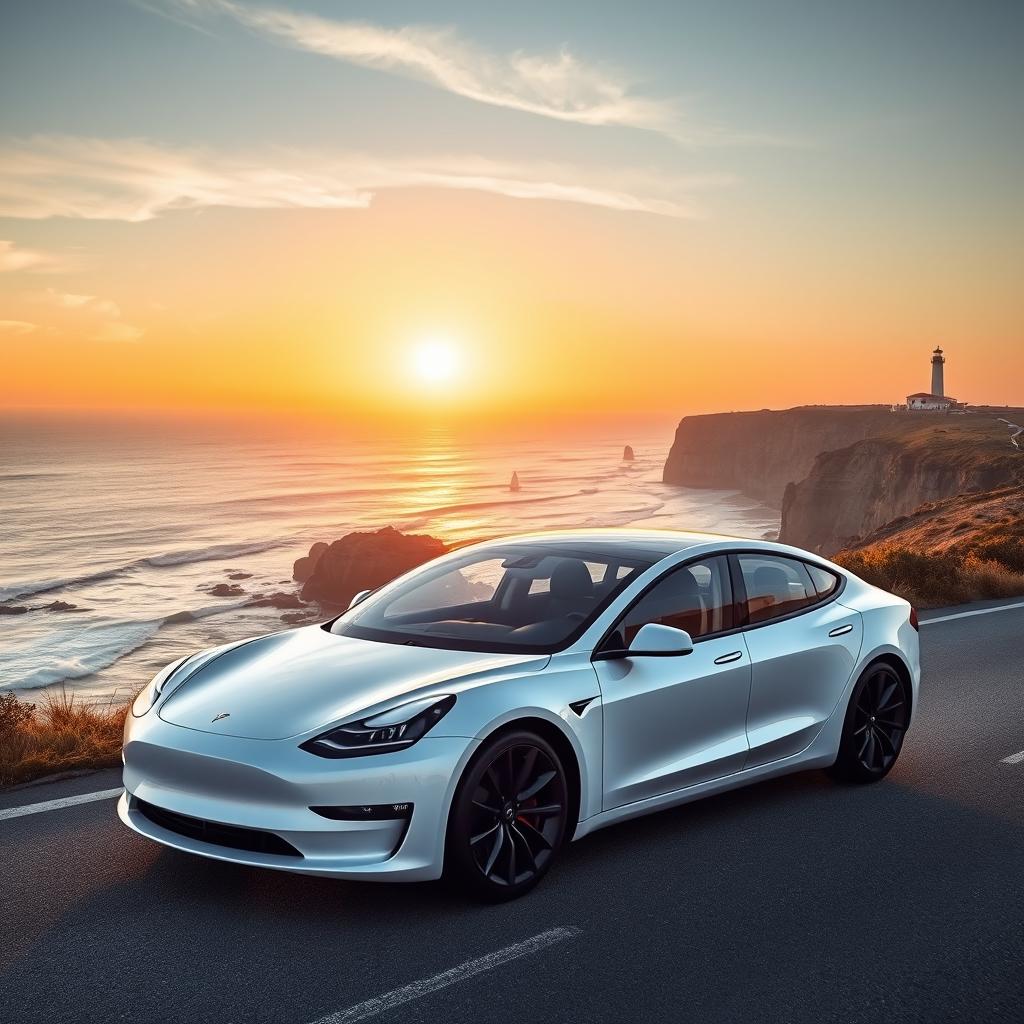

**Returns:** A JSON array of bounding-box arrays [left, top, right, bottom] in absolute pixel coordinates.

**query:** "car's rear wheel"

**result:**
[[829, 663, 910, 783], [445, 730, 569, 901]]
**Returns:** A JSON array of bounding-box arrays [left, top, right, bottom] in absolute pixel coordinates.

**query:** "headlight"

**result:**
[[300, 694, 456, 759], [131, 655, 192, 718]]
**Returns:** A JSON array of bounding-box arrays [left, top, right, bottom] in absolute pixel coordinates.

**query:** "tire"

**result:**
[[828, 662, 910, 783], [445, 729, 570, 901]]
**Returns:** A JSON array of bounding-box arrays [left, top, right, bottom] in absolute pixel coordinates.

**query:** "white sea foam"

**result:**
[[0, 619, 163, 691]]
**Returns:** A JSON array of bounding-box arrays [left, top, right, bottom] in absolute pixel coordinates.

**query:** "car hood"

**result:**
[[157, 625, 547, 740]]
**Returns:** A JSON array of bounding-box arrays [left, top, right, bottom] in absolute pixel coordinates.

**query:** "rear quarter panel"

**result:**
[[838, 577, 921, 725]]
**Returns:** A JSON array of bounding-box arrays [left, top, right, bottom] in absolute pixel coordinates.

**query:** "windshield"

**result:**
[[330, 543, 654, 654]]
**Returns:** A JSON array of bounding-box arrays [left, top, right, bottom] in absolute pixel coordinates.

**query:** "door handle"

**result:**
[[714, 651, 743, 665], [828, 624, 854, 637]]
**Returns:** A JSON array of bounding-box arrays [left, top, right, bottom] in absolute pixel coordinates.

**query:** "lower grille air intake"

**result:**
[[135, 798, 303, 858]]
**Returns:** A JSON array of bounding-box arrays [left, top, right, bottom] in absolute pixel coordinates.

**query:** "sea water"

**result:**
[[0, 415, 779, 702]]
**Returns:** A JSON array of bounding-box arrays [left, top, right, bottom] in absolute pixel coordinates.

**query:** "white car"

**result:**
[[120, 529, 920, 899]]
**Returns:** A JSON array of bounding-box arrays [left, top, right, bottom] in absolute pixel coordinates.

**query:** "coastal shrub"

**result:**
[[0, 692, 37, 734], [969, 536, 1024, 574], [0, 689, 128, 788], [836, 542, 1024, 607]]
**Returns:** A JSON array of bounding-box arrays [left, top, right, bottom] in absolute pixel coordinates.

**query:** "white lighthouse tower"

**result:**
[[907, 346, 956, 410], [931, 346, 945, 397]]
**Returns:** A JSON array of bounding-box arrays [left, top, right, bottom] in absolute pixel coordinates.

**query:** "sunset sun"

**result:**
[[410, 336, 462, 387]]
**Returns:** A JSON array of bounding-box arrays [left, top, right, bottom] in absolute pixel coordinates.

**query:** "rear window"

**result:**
[[737, 554, 818, 625], [805, 563, 840, 599]]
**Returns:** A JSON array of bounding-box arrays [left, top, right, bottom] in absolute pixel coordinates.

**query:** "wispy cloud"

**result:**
[[90, 321, 145, 342], [0, 239, 79, 273], [33, 287, 144, 342], [158, 0, 686, 138], [0, 319, 39, 335], [39, 288, 122, 318], [0, 135, 731, 222]]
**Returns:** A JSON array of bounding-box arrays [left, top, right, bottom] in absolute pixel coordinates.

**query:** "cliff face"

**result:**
[[779, 427, 1024, 554], [662, 407, 896, 504]]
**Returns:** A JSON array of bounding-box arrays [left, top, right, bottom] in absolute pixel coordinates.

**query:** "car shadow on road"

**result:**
[[3, 764, 1023, 1023]]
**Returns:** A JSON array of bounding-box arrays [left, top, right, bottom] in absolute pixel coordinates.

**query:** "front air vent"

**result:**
[[310, 803, 413, 821], [135, 798, 303, 858]]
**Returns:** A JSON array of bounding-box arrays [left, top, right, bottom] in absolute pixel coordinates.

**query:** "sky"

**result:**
[[1, 0, 1022, 424]]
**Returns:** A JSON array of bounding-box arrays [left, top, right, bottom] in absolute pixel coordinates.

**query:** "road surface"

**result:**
[[2, 598, 1023, 1023]]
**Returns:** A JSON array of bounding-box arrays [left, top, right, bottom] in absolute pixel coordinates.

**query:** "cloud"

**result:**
[[0, 239, 78, 273], [40, 288, 121, 317], [90, 321, 145, 342], [158, 0, 684, 138], [0, 135, 731, 222], [0, 320, 39, 335], [32, 286, 143, 342]]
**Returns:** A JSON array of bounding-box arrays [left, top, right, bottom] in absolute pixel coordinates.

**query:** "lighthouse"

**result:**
[[906, 345, 957, 410], [931, 346, 945, 397]]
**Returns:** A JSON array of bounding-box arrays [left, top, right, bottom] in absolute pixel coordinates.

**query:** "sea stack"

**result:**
[[510, 471, 521, 492], [623, 445, 635, 461]]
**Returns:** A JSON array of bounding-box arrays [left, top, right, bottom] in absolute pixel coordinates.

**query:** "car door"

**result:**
[[734, 554, 863, 768], [594, 555, 752, 809]]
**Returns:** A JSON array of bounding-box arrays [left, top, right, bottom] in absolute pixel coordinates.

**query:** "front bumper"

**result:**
[[120, 713, 478, 881]]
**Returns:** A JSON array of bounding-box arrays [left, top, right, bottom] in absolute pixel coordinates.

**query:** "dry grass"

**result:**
[[0, 689, 129, 788], [835, 543, 1024, 608]]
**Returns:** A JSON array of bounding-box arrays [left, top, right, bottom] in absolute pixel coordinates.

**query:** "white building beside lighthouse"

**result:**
[[906, 345, 959, 410]]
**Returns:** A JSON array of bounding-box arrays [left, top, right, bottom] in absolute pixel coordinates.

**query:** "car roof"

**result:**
[[480, 528, 745, 562]]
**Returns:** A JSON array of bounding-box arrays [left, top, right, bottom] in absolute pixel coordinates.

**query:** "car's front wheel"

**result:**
[[445, 729, 569, 901], [829, 662, 910, 783]]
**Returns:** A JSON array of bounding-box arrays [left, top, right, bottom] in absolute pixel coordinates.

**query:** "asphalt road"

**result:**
[[2, 599, 1023, 1024]]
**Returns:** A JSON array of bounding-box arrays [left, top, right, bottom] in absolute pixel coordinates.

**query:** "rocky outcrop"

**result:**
[[623, 445, 635, 461], [780, 425, 1024, 554], [300, 526, 448, 607], [662, 407, 896, 504], [293, 541, 329, 583]]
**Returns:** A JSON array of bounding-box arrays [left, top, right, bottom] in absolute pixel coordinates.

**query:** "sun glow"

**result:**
[[410, 336, 462, 387]]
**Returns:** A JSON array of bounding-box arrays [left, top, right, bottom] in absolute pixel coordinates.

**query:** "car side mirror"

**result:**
[[626, 623, 694, 657], [348, 588, 373, 610], [594, 622, 694, 660]]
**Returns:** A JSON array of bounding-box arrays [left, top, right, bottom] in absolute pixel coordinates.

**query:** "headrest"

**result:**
[[633, 568, 700, 620], [549, 559, 594, 601], [751, 565, 789, 597]]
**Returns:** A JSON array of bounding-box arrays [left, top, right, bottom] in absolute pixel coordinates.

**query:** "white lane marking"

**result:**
[[311, 926, 581, 1024], [921, 600, 1024, 625], [1001, 750, 1024, 765], [0, 787, 123, 822]]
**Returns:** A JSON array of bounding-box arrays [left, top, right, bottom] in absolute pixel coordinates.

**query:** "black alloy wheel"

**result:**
[[447, 731, 569, 900], [830, 664, 909, 782]]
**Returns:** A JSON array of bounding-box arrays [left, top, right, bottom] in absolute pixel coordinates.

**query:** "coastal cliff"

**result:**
[[663, 406, 1024, 557], [662, 407, 895, 504], [780, 420, 1024, 553]]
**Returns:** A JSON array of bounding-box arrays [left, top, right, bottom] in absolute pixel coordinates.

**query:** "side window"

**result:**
[[806, 563, 840, 599], [616, 556, 734, 645], [737, 555, 817, 624]]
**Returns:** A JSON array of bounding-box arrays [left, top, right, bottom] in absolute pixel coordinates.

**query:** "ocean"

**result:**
[[0, 415, 779, 702]]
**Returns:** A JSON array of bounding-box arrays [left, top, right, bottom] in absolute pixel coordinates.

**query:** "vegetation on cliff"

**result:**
[[0, 690, 127, 788], [835, 486, 1024, 606]]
